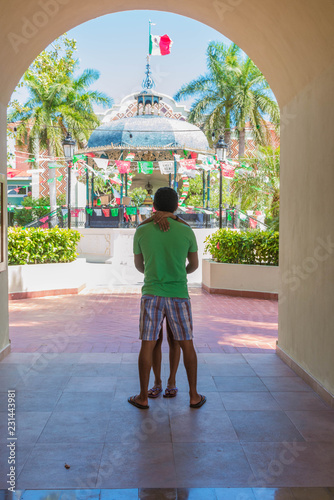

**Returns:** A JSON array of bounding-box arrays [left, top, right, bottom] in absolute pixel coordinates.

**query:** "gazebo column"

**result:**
[[202, 171, 206, 207], [91, 170, 94, 207], [206, 171, 210, 208], [173, 152, 178, 191]]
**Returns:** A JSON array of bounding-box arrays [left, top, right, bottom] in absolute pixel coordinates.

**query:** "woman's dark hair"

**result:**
[[153, 187, 178, 212]]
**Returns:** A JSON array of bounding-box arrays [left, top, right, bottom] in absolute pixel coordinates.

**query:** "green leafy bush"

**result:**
[[204, 229, 279, 266], [129, 187, 147, 207], [12, 194, 66, 227], [8, 227, 81, 265]]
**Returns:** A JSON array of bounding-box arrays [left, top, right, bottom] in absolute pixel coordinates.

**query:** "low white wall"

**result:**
[[202, 259, 279, 294], [8, 259, 86, 293], [77, 228, 216, 285]]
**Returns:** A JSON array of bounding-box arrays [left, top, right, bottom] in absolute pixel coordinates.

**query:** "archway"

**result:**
[[1, 0, 334, 404]]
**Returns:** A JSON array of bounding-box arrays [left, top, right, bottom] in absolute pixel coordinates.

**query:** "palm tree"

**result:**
[[174, 41, 279, 157], [9, 37, 112, 224], [174, 42, 240, 147], [233, 57, 280, 158]]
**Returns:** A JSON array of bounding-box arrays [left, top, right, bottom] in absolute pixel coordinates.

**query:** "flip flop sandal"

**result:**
[[163, 387, 178, 398], [190, 395, 207, 408], [128, 395, 149, 410], [148, 386, 163, 398]]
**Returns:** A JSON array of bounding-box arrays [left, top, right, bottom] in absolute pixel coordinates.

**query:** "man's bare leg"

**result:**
[[133, 340, 157, 407], [178, 340, 203, 406], [166, 322, 181, 389], [149, 328, 163, 395]]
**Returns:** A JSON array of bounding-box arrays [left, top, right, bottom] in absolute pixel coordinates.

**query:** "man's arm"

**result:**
[[134, 253, 145, 274], [138, 216, 154, 227], [138, 211, 189, 232], [186, 251, 199, 274]]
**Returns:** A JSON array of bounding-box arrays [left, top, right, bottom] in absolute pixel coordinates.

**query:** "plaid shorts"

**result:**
[[139, 295, 193, 341]]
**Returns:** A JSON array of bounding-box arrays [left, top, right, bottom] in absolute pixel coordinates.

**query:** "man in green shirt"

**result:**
[[128, 187, 206, 410]]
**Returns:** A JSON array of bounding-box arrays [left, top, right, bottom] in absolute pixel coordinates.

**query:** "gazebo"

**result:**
[[76, 64, 218, 227]]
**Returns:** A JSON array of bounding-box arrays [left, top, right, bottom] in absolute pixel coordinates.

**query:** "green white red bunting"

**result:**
[[149, 34, 173, 56], [125, 153, 135, 161], [179, 174, 190, 205], [115, 160, 131, 174], [178, 159, 196, 170], [94, 158, 109, 171], [159, 161, 174, 174], [197, 154, 218, 170], [221, 162, 235, 178], [137, 161, 153, 174], [109, 176, 122, 186], [48, 162, 62, 169]]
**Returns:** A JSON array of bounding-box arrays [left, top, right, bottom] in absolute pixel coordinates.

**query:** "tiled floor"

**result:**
[[0, 352, 333, 490], [9, 287, 278, 353], [3, 487, 334, 499], [2, 288, 334, 494]]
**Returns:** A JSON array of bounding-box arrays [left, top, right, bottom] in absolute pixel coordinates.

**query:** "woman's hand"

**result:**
[[153, 211, 175, 232]]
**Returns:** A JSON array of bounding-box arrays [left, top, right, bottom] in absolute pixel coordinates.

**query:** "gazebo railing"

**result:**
[[9, 206, 268, 231]]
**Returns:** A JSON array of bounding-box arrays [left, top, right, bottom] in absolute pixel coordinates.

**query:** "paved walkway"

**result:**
[[9, 287, 278, 353], [0, 352, 333, 490], [7, 487, 334, 499], [3, 288, 334, 494]]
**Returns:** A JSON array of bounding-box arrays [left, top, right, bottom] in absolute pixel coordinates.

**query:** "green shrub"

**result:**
[[8, 227, 81, 265], [12, 194, 66, 227], [129, 187, 147, 207], [204, 229, 279, 266]]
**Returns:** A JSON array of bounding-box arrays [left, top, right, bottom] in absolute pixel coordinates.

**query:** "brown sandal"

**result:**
[[128, 395, 149, 410], [163, 387, 178, 398], [148, 386, 163, 398]]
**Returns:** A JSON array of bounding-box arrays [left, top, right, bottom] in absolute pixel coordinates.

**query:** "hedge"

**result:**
[[204, 229, 279, 266], [8, 227, 81, 265]]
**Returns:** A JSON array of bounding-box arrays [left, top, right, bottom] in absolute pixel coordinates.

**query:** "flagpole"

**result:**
[[143, 20, 155, 90], [148, 20, 152, 63]]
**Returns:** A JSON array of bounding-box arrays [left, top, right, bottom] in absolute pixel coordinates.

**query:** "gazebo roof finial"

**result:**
[[142, 55, 155, 90]]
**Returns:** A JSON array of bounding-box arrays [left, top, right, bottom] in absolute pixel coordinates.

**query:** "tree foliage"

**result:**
[[183, 173, 232, 208], [174, 41, 279, 156], [231, 145, 280, 227], [129, 187, 147, 206], [12, 194, 66, 226], [9, 36, 112, 154], [8, 35, 112, 220]]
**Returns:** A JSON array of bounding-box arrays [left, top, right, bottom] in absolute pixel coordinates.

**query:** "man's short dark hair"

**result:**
[[153, 187, 178, 212]]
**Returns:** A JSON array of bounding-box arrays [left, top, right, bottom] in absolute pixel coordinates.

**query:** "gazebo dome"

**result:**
[[87, 115, 209, 151]]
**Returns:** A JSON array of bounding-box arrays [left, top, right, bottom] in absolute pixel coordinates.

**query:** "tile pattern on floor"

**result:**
[[0, 352, 333, 490], [8, 287, 278, 353], [3, 487, 334, 499]]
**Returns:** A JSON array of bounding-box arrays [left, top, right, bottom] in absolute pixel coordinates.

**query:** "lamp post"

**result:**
[[214, 136, 228, 229], [62, 132, 76, 229]]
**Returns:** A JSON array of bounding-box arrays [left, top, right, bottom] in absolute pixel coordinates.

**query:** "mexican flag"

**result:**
[[149, 34, 173, 56]]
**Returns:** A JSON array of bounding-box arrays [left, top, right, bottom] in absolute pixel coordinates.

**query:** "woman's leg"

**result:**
[[166, 320, 181, 389], [148, 327, 163, 396]]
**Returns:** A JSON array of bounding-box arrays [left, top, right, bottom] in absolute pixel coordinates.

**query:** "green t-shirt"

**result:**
[[133, 219, 198, 298]]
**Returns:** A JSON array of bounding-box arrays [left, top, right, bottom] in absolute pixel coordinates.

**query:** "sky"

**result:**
[[12, 10, 235, 112]]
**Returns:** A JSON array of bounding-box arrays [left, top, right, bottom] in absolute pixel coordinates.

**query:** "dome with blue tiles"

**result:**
[[87, 114, 209, 151]]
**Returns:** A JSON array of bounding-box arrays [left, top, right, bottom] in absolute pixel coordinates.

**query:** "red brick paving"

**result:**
[[8, 287, 278, 354]]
